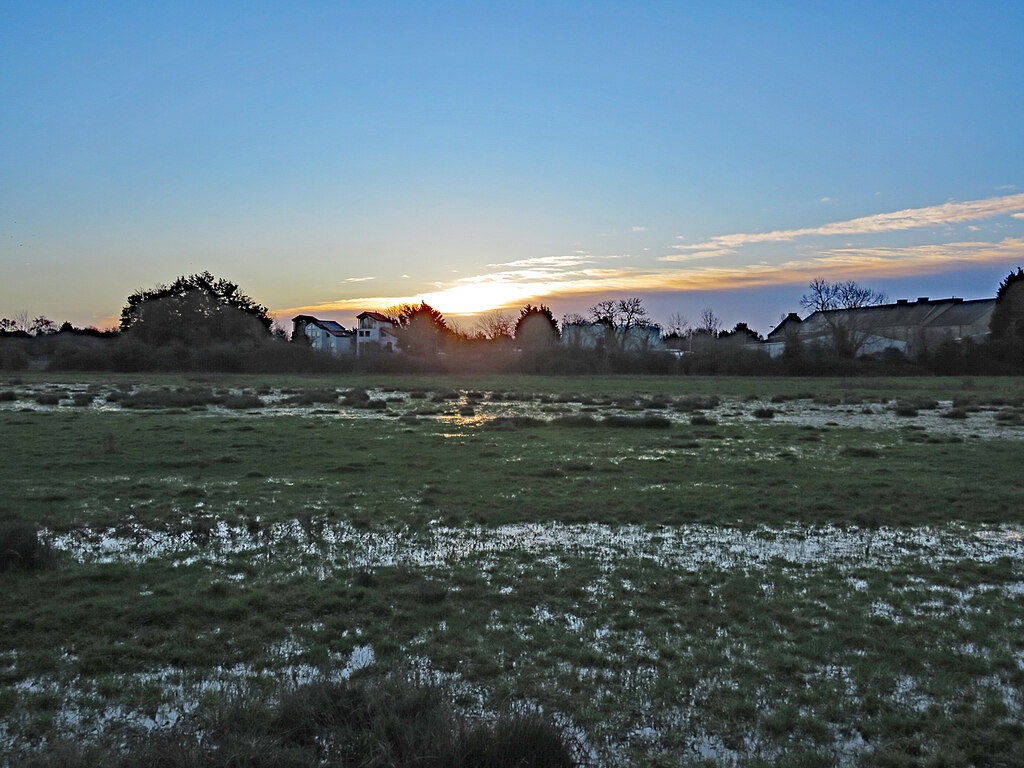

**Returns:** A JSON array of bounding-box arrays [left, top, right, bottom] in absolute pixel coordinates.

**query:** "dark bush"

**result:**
[[690, 414, 718, 426], [752, 407, 775, 419]]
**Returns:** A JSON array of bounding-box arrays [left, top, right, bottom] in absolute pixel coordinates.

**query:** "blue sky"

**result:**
[[2, 1, 1023, 334]]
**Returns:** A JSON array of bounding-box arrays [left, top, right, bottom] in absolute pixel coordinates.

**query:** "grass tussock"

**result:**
[[21, 676, 579, 768], [839, 445, 882, 458], [0, 517, 51, 571], [602, 414, 672, 428]]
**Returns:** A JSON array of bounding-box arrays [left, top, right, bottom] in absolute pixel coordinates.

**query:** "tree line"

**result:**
[[2, 269, 1022, 374]]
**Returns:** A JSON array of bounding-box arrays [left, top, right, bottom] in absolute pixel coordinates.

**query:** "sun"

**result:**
[[420, 280, 551, 316]]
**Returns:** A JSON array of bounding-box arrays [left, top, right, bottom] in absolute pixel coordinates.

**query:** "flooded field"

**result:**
[[2, 375, 1023, 766]]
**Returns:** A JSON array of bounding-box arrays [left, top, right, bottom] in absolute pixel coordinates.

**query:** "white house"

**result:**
[[291, 315, 356, 355], [355, 311, 400, 355]]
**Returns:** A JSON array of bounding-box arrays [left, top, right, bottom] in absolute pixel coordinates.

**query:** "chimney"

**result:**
[[916, 297, 929, 303], [896, 299, 908, 305]]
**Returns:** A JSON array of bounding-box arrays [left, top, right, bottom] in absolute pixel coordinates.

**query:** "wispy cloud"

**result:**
[[342, 277, 375, 283], [673, 193, 1024, 252], [1013, 212, 1024, 220], [276, 237, 1024, 318], [632, 226, 646, 232]]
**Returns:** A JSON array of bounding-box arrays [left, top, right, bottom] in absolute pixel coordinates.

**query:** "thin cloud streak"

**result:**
[[672, 193, 1024, 252], [276, 238, 1024, 318]]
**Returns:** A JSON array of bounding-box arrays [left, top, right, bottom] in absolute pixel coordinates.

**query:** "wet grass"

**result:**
[[1, 375, 1023, 766]]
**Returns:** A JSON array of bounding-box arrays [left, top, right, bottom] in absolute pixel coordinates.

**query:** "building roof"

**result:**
[[769, 297, 996, 339], [356, 311, 393, 323], [292, 315, 351, 337]]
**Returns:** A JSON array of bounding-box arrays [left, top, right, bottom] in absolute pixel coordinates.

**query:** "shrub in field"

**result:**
[[20, 676, 579, 767], [752, 407, 775, 419], [690, 414, 718, 426], [33, 392, 61, 405], [893, 402, 919, 417], [0, 518, 50, 571], [941, 407, 969, 419]]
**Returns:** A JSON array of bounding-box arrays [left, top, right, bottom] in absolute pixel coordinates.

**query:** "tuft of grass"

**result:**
[[752, 407, 776, 419], [839, 445, 882, 458], [220, 394, 264, 409], [690, 414, 718, 426], [603, 414, 672, 429], [0, 518, 51, 571]]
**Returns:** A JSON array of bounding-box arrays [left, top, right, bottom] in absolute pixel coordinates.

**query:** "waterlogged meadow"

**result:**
[[2, 374, 1023, 766]]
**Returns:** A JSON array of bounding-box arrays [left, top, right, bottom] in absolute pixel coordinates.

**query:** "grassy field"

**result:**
[[2, 374, 1023, 766]]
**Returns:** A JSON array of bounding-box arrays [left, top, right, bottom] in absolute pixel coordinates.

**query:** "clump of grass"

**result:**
[[70, 393, 94, 407], [119, 387, 222, 409], [603, 414, 672, 428], [752, 407, 775, 419], [673, 395, 720, 412], [941, 407, 969, 419], [221, 394, 264, 409], [486, 416, 544, 429], [839, 445, 882, 458], [286, 389, 339, 405], [0, 518, 51, 571], [33, 393, 61, 405], [994, 408, 1024, 425], [550, 415, 599, 428], [0, 390, 18, 401], [690, 414, 718, 426], [893, 402, 919, 417]]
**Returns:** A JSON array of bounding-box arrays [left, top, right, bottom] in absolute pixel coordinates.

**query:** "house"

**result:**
[[763, 297, 996, 358], [291, 315, 356, 355], [355, 311, 399, 354]]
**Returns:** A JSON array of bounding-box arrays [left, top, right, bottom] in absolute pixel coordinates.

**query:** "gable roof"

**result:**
[[356, 311, 393, 323], [292, 315, 351, 337]]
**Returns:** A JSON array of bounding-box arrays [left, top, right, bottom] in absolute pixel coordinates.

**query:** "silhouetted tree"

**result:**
[[120, 272, 272, 346], [800, 278, 887, 357], [475, 311, 515, 341], [29, 316, 57, 336], [696, 307, 721, 337], [989, 267, 1024, 364], [514, 304, 559, 350], [386, 301, 450, 355]]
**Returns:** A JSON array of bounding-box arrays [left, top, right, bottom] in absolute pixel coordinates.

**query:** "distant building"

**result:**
[[763, 297, 996, 358], [355, 311, 399, 354], [291, 315, 355, 355]]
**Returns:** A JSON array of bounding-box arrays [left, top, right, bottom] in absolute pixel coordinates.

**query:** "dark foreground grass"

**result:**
[[20, 674, 579, 768]]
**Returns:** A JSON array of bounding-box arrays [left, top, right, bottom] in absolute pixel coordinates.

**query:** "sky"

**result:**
[[2, 1, 1023, 336]]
